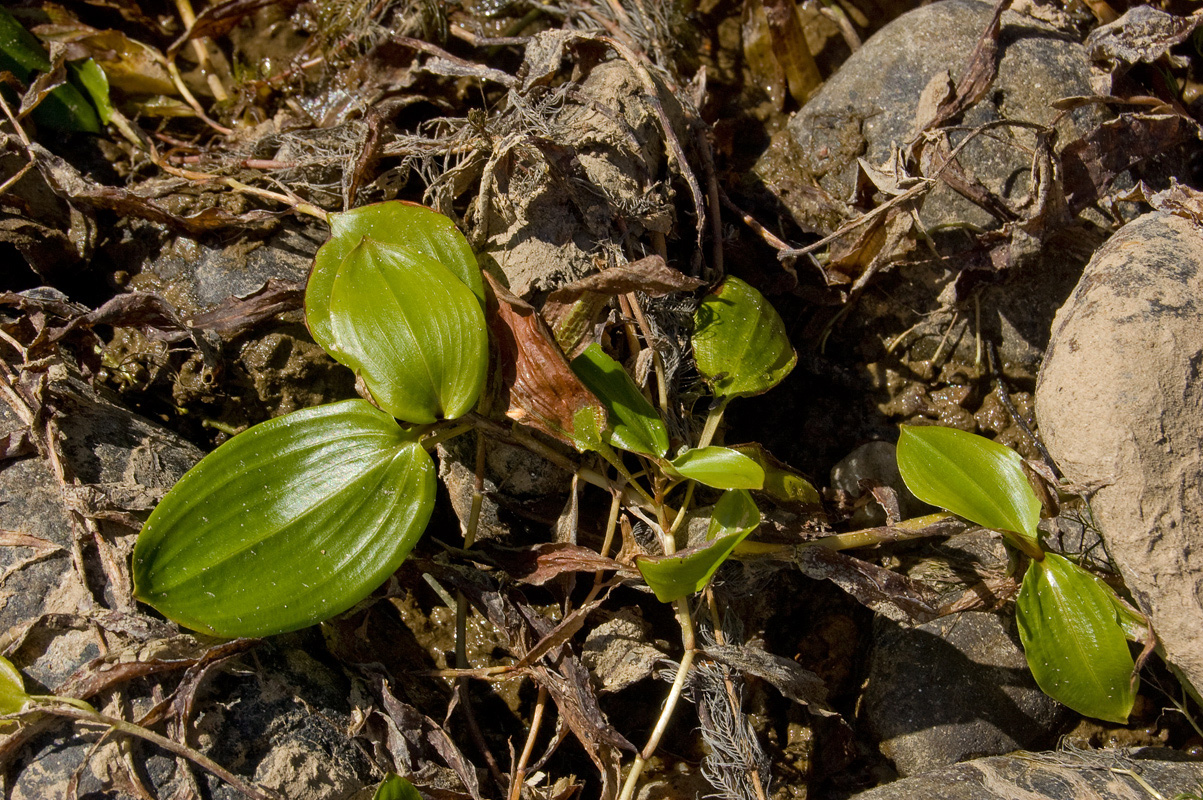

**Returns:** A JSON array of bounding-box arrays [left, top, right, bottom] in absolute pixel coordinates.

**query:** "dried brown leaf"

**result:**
[[31, 144, 279, 234], [796, 546, 940, 624], [168, 0, 292, 57], [923, 0, 1009, 131], [704, 644, 828, 707], [1061, 113, 1201, 211], [1086, 6, 1203, 68], [485, 542, 637, 587], [485, 271, 607, 451], [56, 637, 258, 701], [189, 279, 303, 338], [0, 428, 35, 461]]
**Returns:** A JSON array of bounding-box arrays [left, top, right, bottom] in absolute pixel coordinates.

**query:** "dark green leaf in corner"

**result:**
[[307, 201, 485, 349], [637, 489, 761, 602], [0, 9, 102, 133], [896, 425, 1041, 548], [692, 276, 796, 400], [570, 343, 669, 458], [1016, 553, 1136, 723], [133, 400, 436, 638], [669, 446, 765, 490], [326, 237, 488, 424], [373, 774, 422, 800]]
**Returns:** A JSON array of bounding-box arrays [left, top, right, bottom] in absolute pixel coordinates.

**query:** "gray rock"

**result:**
[[1036, 211, 1203, 696], [756, 0, 1104, 375], [765, 0, 1098, 236], [830, 440, 927, 526], [125, 224, 321, 317], [845, 747, 1203, 800], [863, 531, 1067, 775]]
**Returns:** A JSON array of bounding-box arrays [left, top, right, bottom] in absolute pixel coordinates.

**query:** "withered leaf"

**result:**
[[1086, 6, 1203, 68], [923, 0, 1008, 131], [55, 637, 258, 701], [1061, 113, 1201, 211], [0, 428, 35, 462], [796, 546, 940, 625], [190, 279, 304, 338], [31, 144, 279, 234], [543, 256, 702, 355], [168, 0, 288, 57], [483, 542, 637, 586], [485, 271, 607, 451], [705, 644, 828, 707]]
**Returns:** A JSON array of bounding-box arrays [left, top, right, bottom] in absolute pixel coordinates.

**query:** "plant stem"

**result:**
[[617, 645, 697, 800], [509, 685, 548, 800], [22, 702, 277, 800], [697, 399, 727, 449]]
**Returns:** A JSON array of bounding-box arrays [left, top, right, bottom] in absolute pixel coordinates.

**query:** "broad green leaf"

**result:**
[[692, 276, 796, 400], [570, 344, 668, 457], [1016, 553, 1136, 723], [0, 655, 29, 717], [307, 202, 484, 349], [731, 443, 821, 506], [373, 774, 422, 800], [0, 9, 101, 133], [896, 425, 1040, 548], [326, 237, 488, 423], [637, 489, 760, 602], [669, 446, 764, 490], [133, 400, 436, 638]]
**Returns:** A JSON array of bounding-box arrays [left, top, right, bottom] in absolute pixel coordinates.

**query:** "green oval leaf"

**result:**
[[133, 400, 436, 638], [0, 9, 101, 133], [669, 446, 765, 490], [1016, 553, 1137, 723], [692, 276, 796, 400], [896, 425, 1040, 546], [373, 774, 422, 800], [731, 443, 821, 506], [307, 202, 484, 349], [637, 489, 760, 602], [570, 344, 668, 458], [326, 237, 488, 423]]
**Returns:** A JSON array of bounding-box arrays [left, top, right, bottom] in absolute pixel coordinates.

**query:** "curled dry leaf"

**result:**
[[542, 255, 703, 356], [484, 271, 607, 452], [796, 547, 941, 625], [1086, 6, 1203, 68]]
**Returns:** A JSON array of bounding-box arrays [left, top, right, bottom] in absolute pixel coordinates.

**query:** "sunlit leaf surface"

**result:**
[[133, 400, 436, 638], [692, 276, 796, 400], [896, 425, 1040, 547], [326, 237, 487, 423], [638, 489, 760, 602], [307, 201, 484, 348], [571, 344, 668, 458], [669, 446, 765, 490], [1017, 553, 1136, 723]]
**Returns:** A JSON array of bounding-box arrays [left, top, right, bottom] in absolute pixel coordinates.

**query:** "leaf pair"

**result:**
[[135, 203, 485, 638], [897, 425, 1136, 723]]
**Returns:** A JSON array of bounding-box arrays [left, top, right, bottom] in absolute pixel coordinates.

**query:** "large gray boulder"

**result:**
[[1036, 212, 1203, 696]]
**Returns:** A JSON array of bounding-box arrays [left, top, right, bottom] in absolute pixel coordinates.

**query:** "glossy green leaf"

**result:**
[[307, 202, 484, 349], [0, 655, 29, 717], [373, 774, 422, 800], [133, 400, 436, 638], [692, 276, 796, 400], [731, 443, 821, 506], [570, 344, 668, 457], [69, 59, 114, 124], [1016, 553, 1136, 723], [669, 446, 764, 490], [0, 9, 101, 133], [326, 237, 488, 423], [637, 489, 760, 602], [896, 425, 1040, 547]]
